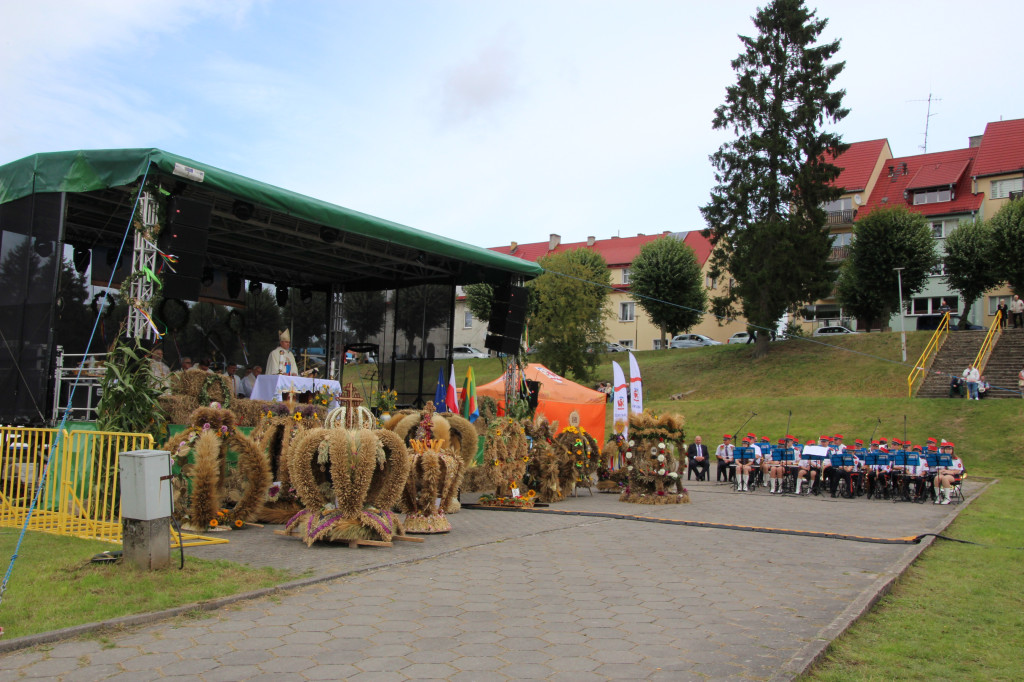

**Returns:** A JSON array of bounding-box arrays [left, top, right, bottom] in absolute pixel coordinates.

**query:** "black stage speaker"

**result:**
[[157, 197, 212, 301], [485, 285, 528, 354]]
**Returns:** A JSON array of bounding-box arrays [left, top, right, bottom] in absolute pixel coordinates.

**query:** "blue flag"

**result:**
[[433, 366, 446, 407]]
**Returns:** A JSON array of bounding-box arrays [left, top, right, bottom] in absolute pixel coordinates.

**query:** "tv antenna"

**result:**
[[908, 93, 942, 152]]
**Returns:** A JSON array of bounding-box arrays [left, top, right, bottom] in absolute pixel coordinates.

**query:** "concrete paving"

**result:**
[[0, 478, 984, 681]]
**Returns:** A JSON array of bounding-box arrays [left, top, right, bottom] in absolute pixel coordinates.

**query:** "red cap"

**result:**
[[926, 437, 938, 443], [747, 432, 756, 439], [870, 440, 880, 445], [854, 439, 864, 445], [819, 435, 831, 441], [806, 439, 816, 445], [723, 434, 732, 439], [785, 434, 796, 440], [927, 445, 938, 451], [944, 442, 955, 448], [892, 438, 902, 445], [912, 444, 923, 451], [777, 438, 785, 445], [834, 434, 844, 439]]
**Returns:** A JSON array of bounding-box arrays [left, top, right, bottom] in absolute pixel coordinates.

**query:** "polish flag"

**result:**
[[445, 364, 460, 413]]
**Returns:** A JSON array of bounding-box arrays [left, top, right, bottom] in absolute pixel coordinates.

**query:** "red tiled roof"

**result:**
[[972, 118, 1024, 178], [826, 139, 889, 193], [491, 231, 713, 268], [859, 147, 983, 219], [906, 159, 969, 190]]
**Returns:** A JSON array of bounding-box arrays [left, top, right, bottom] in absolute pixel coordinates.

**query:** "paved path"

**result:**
[[0, 478, 983, 681]]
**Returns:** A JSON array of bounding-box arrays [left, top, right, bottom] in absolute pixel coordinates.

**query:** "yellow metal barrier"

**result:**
[[972, 310, 1003, 372], [0, 428, 227, 548], [907, 312, 950, 397]]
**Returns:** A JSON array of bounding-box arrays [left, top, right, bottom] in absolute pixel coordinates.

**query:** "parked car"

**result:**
[[605, 342, 630, 352], [727, 332, 750, 345], [669, 334, 721, 349], [812, 325, 857, 336], [452, 345, 488, 359]]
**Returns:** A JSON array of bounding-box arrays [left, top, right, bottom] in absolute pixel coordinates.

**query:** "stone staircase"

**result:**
[[915, 331, 986, 398], [979, 328, 1024, 399]]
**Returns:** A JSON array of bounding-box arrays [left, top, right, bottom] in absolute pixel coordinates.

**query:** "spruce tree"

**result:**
[[700, 0, 848, 357]]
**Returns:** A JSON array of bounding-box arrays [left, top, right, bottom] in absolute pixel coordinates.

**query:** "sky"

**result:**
[[2, 0, 1022, 251]]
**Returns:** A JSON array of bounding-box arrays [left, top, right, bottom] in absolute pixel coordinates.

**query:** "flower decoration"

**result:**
[[293, 412, 303, 422]]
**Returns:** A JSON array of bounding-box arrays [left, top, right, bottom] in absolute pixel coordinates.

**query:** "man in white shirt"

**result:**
[[715, 434, 735, 483], [962, 364, 981, 400], [1012, 294, 1024, 328]]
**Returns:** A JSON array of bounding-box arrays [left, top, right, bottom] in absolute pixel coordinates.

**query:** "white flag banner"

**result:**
[[628, 352, 643, 414], [612, 361, 629, 438]]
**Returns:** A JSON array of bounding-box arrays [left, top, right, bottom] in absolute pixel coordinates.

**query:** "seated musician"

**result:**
[[795, 437, 824, 495], [906, 444, 929, 500], [829, 438, 863, 497], [785, 436, 802, 493], [934, 441, 964, 505], [715, 434, 735, 483], [767, 437, 786, 494], [923, 443, 940, 501], [735, 436, 756, 492], [865, 440, 890, 499]]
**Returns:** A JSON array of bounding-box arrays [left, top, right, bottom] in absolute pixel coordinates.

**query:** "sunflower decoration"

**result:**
[[470, 416, 530, 504], [161, 406, 270, 530], [552, 424, 601, 496], [618, 409, 689, 505], [523, 417, 564, 502]]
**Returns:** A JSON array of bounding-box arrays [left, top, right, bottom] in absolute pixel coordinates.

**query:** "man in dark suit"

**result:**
[[687, 435, 710, 481]]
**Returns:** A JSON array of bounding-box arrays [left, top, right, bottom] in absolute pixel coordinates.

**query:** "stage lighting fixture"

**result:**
[[248, 280, 263, 294], [320, 226, 339, 244], [275, 284, 289, 306], [232, 200, 255, 221], [300, 286, 312, 303], [73, 246, 91, 273], [33, 239, 53, 258], [227, 273, 242, 299]]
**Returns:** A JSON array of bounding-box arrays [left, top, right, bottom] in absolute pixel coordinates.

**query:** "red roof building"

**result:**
[[859, 147, 983, 219]]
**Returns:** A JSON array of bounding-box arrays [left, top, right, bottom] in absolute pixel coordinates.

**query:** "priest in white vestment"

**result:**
[[266, 329, 298, 376]]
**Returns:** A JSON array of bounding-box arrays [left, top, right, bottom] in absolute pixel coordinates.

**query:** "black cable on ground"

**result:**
[[461, 504, 921, 545], [913, 532, 1024, 551]]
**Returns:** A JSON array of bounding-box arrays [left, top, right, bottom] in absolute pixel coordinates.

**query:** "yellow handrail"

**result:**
[[907, 312, 950, 397], [972, 310, 1003, 371]]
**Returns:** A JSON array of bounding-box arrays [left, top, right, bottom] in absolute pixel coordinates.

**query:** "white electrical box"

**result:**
[[119, 450, 172, 521]]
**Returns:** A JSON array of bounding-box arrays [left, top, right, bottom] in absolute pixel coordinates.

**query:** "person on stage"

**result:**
[[267, 329, 298, 376]]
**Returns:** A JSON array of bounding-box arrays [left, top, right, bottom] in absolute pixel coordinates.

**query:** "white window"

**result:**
[[831, 232, 853, 247], [991, 177, 1024, 199], [822, 197, 853, 212], [913, 188, 952, 205], [621, 268, 631, 285], [463, 310, 473, 329], [931, 222, 945, 239], [619, 302, 635, 322], [929, 261, 947, 277], [989, 296, 1011, 315], [653, 339, 663, 350], [705, 274, 717, 289]]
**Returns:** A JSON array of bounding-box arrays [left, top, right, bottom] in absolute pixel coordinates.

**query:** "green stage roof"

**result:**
[[0, 148, 540, 291]]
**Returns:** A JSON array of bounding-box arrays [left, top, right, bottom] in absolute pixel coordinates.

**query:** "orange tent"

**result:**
[[476, 363, 607, 448]]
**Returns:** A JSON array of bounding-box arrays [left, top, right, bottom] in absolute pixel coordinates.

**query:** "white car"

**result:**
[[812, 326, 857, 337], [668, 334, 721, 349], [452, 346, 488, 359], [605, 342, 631, 352], [727, 332, 751, 345]]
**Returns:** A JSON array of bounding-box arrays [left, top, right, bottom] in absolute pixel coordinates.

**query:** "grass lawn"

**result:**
[[0, 531, 293, 640]]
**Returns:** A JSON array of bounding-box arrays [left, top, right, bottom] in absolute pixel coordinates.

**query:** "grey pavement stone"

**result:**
[[0, 482, 985, 681]]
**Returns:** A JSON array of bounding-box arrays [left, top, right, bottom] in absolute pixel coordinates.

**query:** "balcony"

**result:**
[[826, 209, 856, 225], [828, 246, 850, 262]]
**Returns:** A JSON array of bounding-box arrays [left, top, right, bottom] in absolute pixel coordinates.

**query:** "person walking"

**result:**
[[963, 364, 981, 400]]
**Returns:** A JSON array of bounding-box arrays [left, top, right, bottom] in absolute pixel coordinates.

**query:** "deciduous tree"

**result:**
[[628, 236, 706, 346], [989, 198, 1024, 294], [944, 219, 999, 328], [530, 248, 610, 380], [700, 0, 848, 357], [836, 207, 938, 327]]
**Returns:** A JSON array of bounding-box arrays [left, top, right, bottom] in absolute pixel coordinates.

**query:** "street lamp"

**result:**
[[894, 267, 907, 363]]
